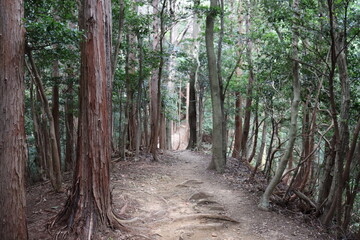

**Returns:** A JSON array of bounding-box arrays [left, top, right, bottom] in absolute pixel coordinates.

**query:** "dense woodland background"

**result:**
[[1, 0, 360, 239]]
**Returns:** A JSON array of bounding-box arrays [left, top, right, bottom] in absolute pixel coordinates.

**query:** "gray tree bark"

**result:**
[[258, 0, 300, 210], [205, 0, 226, 173]]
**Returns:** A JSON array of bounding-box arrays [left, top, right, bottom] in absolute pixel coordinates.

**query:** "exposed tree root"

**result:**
[[178, 222, 225, 231], [196, 199, 219, 205], [176, 179, 204, 187], [188, 192, 212, 201], [172, 214, 239, 223], [293, 190, 317, 209], [114, 215, 142, 224]]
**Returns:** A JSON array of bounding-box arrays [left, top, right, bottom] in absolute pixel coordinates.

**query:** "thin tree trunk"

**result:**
[[293, 99, 312, 191], [197, 87, 205, 149], [258, 0, 300, 210], [342, 141, 360, 230], [52, 60, 61, 163], [341, 117, 360, 230], [30, 81, 47, 177], [187, 71, 197, 149], [188, 7, 200, 150], [232, 92, 243, 158], [135, 34, 144, 159], [248, 102, 259, 163], [252, 113, 267, 177], [111, 0, 125, 82], [125, 31, 137, 151], [317, 135, 336, 207], [217, 0, 227, 159], [232, 0, 244, 159], [240, 0, 254, 161], [65, 77, 75, 171], [159, 112, 167, 149], [143, 95, 149, 147], [26, 48, 63, 192], [322, 1, 350, 226], [149, 0, 161, 160]]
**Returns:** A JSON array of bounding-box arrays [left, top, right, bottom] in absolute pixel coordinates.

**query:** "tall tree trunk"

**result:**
[[258, 0, 300, 210], [53, 0, 122, 238], [252, 112, 268, 177], [143, 98, 149, 147], [65, 76, 75, 171], [293, 99, 312, 191], [197, 85, 205, 149], [240, 0, 254, 161], [322, 1, 350, 226], [232, 0, 244, 159], [26, 49, 63, 192], [111, 0, 125, 82], [125, 32, 137, 151], [0, 0, 28, 238], [30, 81, 47, 177], [248, 102, 259, 163], [187, 71, 197, 149], [217, 0, 227, 159], [155, 0, 166, 153], [149, 0, 160, 160], [206, 0, 226, 173], [341, 118, 360, 230], [317, 135, 336, 206], [39, 104, 55, 184], [135, 34, 144, 159], [52, 60, 61, 162], [232, 92, 243, 158], [187, 6, 200, 150], [342, 140, 360, 231]]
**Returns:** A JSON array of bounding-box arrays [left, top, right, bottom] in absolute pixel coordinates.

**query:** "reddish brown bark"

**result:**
[[232, 92, 242, 158], [322, 1, 350, 226], [65, 76, 75, 171], [0, 0, 28, 238], [248, 104, 259, 163], [240, 0, 254, 161], [124, 33, 136, 151], [231, 0, 244, 159], [27, 49, 63, 192], [187, 72, 197, 149], [52, 60, 61, 161], [30, 83, 47, 177], [53, 0, 122, 238], [293, 99, 313, 191]]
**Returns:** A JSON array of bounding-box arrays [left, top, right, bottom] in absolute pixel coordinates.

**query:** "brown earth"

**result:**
[[27, 150, 332, 240]]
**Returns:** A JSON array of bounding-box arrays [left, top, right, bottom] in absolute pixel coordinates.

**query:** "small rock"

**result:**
[[211, 233, 217, 237]]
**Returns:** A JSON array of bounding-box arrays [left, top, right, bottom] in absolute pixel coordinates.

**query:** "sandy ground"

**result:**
[[27, 150, 332, 239]]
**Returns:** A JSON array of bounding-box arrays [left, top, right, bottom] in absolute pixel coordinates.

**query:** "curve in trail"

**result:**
[[111, 150, 327, 240]]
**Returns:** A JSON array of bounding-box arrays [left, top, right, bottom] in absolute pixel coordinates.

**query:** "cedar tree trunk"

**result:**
[[0, 0, 28, 238], [53, 0, 122, 238]]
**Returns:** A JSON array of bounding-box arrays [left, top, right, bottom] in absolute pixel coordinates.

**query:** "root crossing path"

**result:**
[[111, 150, 326, 240]]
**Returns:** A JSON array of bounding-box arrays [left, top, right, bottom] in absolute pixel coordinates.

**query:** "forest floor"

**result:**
[[27, 150, 333, 240]]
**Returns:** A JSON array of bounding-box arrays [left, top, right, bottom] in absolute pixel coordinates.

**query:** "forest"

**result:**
[[0, 0, 360, 239]]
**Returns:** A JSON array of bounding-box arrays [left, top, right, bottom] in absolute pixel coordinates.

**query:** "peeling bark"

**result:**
[[53, 0, 124, 238]]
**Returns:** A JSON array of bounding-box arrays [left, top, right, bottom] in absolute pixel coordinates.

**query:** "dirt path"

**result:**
[[110, 150, 329, 240]]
